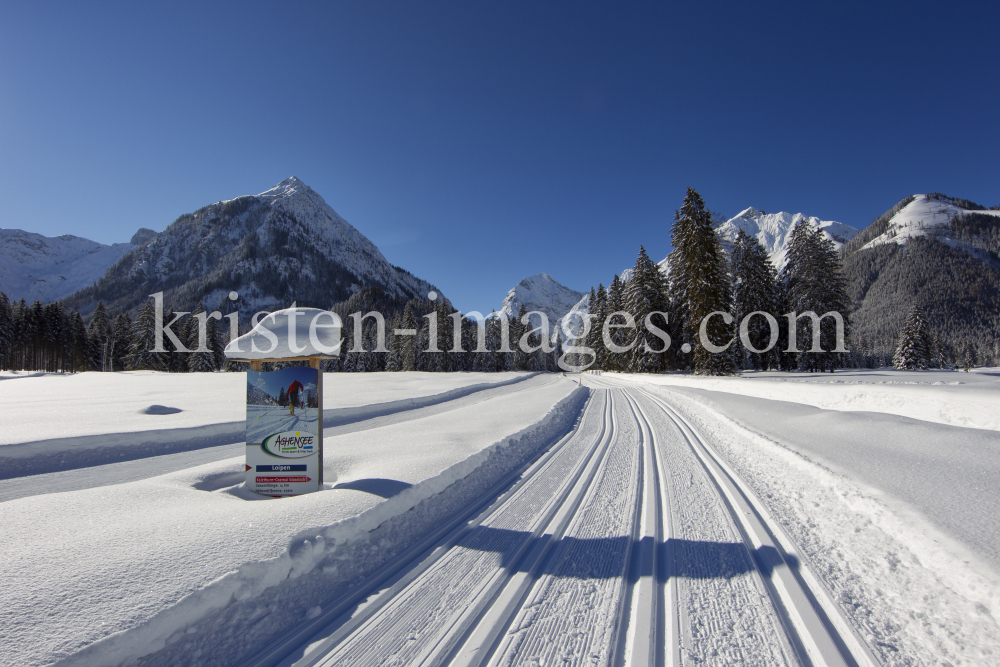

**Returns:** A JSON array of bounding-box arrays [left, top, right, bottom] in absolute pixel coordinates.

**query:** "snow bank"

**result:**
[[0, 376, 584, 667], [612, 368, 1000, 431], [0, 371, 533, 478]]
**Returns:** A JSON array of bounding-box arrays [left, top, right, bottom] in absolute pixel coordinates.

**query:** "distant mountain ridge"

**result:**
[[842, 193, 1000, 361], [497, 273, 586, 341], [60, 177, 440, 316], [714, 207, 858, 271], [0, 228, 157, 304]]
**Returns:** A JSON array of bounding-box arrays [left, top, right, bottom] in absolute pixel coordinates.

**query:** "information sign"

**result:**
[[245, 365, 321, 495]]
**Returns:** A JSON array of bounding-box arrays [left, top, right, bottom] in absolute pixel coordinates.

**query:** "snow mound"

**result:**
[[225, 307, 342, 360]]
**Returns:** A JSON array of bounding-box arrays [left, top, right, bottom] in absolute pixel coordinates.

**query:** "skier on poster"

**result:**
[[286, 379, 304, 416]]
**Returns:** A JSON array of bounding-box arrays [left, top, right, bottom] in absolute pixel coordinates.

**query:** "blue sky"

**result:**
[[2, 1, 998, 314]]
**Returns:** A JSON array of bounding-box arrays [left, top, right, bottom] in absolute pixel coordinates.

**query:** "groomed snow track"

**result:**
[[243, 384, 880, 667]]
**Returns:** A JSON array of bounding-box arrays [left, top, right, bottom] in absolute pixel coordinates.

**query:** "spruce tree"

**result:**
[[71, 312, 88, 373], [892, 305, 932, 370], [625, 246, 669, 373], [189, 313, 220, 372], [87, 302, 111, 371], [603, 275, 630, 371], [586, 284, 607, 371], [781, 223, 851, 372], [401, 304, 417, 371], [386, 314, 403, 371], [668, 188, 735, 375], [0, 292, 13, 371], [110, 313, 132, 371], [508, 304, 528, 371], [732, 229, 779, 370], [127, 300, 164, 371]]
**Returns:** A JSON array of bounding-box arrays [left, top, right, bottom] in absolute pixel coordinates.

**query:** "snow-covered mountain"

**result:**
[[858, 194, 1000, 251], [497, 273, 586, 341], [842, 193, 1000, 358], [61, 177, 440, 315], [715, 207, 859, 271], [0, 228, 156, 304]]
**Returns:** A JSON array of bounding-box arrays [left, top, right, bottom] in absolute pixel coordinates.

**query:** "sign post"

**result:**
[[225, 308, 340, 497]]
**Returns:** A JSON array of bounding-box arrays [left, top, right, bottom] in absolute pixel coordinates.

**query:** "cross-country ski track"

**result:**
[[248, 382, 876, 667]]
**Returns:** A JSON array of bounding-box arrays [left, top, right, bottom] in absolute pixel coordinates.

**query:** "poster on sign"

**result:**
[[246, 366, 320, 495]]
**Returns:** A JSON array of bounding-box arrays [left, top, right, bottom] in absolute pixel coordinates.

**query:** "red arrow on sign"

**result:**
[[245, 464, 252, 471]]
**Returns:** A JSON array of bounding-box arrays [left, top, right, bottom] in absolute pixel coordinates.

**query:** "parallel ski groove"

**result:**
[[282, 389, 618, 667], [487, 389, 642, 667], [638, 387, 878, 667], [613, 390, 665, 667]]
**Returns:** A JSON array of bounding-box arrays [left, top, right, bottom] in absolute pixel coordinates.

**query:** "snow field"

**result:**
[[0, 375, 582, 667], [611, 369, 1000, 431], [638, 382, 1000, 666], [0, 371, 532, 478]]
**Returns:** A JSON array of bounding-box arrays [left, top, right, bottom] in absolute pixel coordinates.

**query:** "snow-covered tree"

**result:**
[[893, 305, 932, 370]]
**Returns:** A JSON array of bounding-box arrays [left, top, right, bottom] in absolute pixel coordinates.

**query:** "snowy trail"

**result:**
[[632, 387, 875, 667], [249, 384, 875, 667]]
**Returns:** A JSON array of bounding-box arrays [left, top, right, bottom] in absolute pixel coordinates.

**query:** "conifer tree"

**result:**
[[781, 222, 851, 372], [668, 188, 735, 375], [0, 292, 13, 371], [625, 246, 669, 373], [110, 313, 132, 371], [508, 304, 528, 371], [731, 229, 779, 370], [401, 304, 417, 371], [88, 302, 111, 371], [603, 275, 630, 371], [586, 284, 607, 370], [476, 315, 502, 372], [127, 300, 164, 371], [189, 313, 220, 372], [893, 305, 932, 370], [386, 314, 403, 371], [71, 312, 88, 373]]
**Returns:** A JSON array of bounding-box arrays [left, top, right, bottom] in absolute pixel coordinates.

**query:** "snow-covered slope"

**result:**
[[61, 177, 439, 315], [0, 228, 156, 303], [860, 194, 1000, 251], [498, 273, 586, 340], [715, 207, 858, 271]]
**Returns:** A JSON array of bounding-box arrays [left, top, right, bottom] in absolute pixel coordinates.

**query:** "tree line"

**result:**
[[569, 188, 851, 375], [4, 188, 995, 375]]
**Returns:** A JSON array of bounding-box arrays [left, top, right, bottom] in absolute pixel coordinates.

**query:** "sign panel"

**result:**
[[246, 366, 320, 495]]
